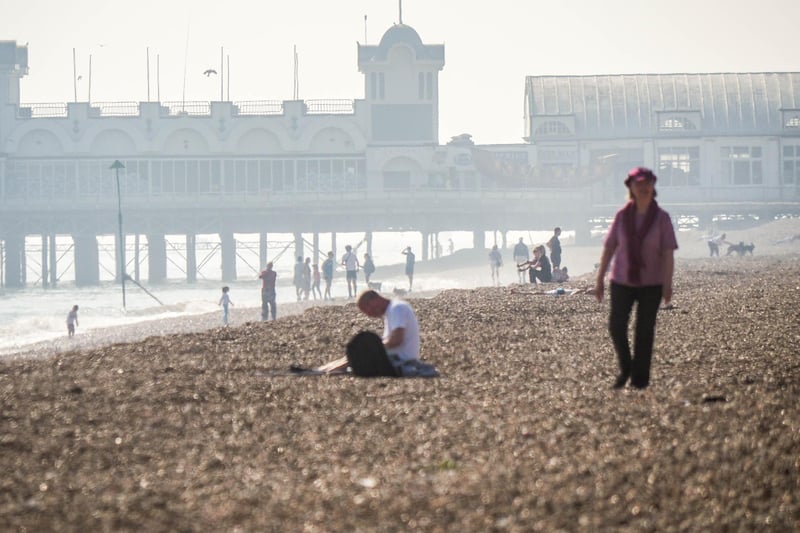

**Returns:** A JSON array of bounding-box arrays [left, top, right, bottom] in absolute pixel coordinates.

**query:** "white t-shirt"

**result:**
[[383, 299, 420, 363], [342, 251, 358, 271]]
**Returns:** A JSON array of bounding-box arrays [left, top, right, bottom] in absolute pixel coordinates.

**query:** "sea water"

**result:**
[[1, 230, 573, 355]]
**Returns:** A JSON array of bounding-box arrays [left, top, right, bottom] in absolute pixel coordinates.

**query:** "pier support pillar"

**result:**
[[73, 233, 100, 287], [133, 234, 141, 283], [186, 234, 197, 283], [365, 231, 373, 257], [41, 234, 49, 288], [259, 232, 268, 269], [3, 234, 25, 288], [220, 232, 237, 282], [312, 232, 320, 265], [421, 231, 429, 261], [293, 232, 304, 261], [49, 234, 57, 287], [331, 233, 337, 259], [473, 230, 486, 250], [148, 234, 167, 284]]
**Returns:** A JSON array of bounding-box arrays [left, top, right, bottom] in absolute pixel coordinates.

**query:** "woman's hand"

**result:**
[[594, 278, 604, 302]]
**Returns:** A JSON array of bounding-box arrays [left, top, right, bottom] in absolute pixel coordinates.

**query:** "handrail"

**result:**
[[16, 99, 355, 119]]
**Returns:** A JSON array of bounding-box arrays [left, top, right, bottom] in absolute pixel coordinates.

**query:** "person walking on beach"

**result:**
[[322, 251, 335, 300], [363, 253, 376, 285], [66, 304, 79, 337], [513, 237, 529, 283], [218, 286, 233, 326], [594, 166, 678, 390], [489, 244, 503, 285], [311, 263, 322, 300], [402, 246, 416, 292], [547, 227, 563, 269], [302, 257, 312, 300], [341, 245, 359, 298], [293, 256, 305, 301], [259, 262, 277, 321], [707, 232, 727, 257]]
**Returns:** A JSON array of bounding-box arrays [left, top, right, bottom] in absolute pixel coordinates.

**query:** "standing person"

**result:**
[[66, 305, 79, 337], [218, 286, 233, 325], [363, 253, 376, 284], [448, 238, 455, 255], [513, 237, 529, 283], [707, 232, 727, 257], [547, 227, 563, 269], [594, 166, 678, 390], [311, 263, 322, 300], [402, 246, 416, 292], [302, 257, 312, 300], [322, 251, 335, 300], [488, 244, 503, 285], [293, 256, 305, 301], [341, 244, 359, 298], [258, 262, 277, 321]]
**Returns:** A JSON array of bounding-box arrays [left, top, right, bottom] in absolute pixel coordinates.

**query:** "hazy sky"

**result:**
[[2, 0, 798, 144]]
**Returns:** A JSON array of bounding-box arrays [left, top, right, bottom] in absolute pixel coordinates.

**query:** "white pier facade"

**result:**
[[1, 25, 799, 288]]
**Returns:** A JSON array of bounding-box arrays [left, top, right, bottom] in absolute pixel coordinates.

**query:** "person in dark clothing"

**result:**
[[594, 167, 678, 390], [547, 227, 562, 269], [518, 245, 552, 284]]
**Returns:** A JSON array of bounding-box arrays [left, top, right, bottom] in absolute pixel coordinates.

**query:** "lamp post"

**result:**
[[110, 160, 126, 309]]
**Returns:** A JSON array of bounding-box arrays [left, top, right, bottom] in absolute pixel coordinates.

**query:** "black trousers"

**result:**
[[609, 282, 663, 387]]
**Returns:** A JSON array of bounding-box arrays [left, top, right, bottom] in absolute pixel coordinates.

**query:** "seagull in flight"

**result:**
[[203, 69, 217, 77]]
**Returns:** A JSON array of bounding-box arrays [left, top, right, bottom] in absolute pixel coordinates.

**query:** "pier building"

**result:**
[[1, 25, 799, 288]]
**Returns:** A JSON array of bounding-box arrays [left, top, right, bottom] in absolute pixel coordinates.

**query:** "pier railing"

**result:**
[[17, 99, 355, 119]]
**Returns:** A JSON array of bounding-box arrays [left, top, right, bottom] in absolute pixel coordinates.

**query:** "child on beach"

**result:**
[[311, 264, 322, 300], [219, 286, 233, 325], [66, 305, 79, 337]]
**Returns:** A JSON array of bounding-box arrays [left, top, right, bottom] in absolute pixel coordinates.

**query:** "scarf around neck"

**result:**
[[623, 199, 659, 284]]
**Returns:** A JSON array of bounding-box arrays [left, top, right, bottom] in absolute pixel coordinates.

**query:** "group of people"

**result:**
[[488, 227, 566, 286], [64, 166, 672, 389]]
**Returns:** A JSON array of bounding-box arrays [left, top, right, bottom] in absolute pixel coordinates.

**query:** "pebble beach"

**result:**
[[1, 218, 798, 531]]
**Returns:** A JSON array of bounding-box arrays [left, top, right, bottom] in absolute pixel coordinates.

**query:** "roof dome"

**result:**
[[378, 24, 424, 50]]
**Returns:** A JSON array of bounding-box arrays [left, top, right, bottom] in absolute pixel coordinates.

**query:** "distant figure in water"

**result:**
[[218, 286, 233, 325], [448, 238, 455, 255], [66, 305, 79, 337]]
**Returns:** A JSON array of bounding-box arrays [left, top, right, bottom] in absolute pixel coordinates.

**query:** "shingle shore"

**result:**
[[1, 243, 799, 530]]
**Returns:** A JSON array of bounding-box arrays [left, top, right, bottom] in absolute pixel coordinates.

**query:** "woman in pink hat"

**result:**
[[594, 167, 678, 389]]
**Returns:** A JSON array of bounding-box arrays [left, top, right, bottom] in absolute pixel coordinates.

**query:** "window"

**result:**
[[783, 145, 800, 184], [720, 146, 762, 185], [534, 121, 571, 137], [785, 116, 800, 128], [657, 147, 700, 186], [379, 73, 385, 99], [418, 73, 424, 100], [659, 116, 697, 131]]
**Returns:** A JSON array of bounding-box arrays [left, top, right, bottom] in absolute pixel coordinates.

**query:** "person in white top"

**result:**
[[341, 244, 360, 298], [357, 289, 420, 365]]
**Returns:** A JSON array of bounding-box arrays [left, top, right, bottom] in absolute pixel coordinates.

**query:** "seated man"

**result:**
[[355, 289, 422, 376]]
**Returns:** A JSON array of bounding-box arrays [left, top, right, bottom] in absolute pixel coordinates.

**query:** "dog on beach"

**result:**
[[367, 281, 382, 292], [392, 287, 407, 297], [726, 242, 755, 256]]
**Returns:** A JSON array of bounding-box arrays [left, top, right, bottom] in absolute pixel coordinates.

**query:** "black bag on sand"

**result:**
[[346, 331, 398, 377]]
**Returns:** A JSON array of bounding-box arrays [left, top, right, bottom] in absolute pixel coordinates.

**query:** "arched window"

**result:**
[[534, 121, 571, 136]]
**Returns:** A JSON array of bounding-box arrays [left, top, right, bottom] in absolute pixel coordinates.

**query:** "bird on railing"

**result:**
[[203, 69, 217, 77]]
